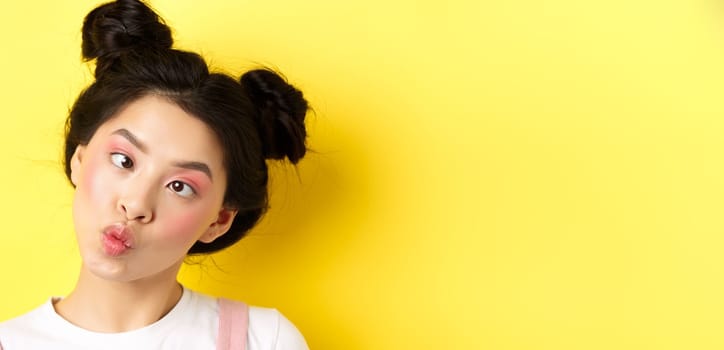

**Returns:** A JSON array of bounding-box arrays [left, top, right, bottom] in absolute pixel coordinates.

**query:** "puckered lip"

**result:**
[[102, 223, 136, 249]]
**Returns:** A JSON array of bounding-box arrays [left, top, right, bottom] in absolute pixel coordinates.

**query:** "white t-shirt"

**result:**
[[0, 287, 308, 350]]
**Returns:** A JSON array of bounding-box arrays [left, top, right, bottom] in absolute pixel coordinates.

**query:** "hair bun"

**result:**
[[241, 69, 309, 164], [82, 0, 172, 75]]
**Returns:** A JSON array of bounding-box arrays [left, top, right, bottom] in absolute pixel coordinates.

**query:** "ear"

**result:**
[[198, 207, 238, 243], [70, 145, 86, 187]]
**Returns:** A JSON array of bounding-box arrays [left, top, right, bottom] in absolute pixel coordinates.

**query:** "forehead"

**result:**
[[92, 95, 225, 173]]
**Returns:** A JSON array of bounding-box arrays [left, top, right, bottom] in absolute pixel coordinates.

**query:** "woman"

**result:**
[[0, 0, 310, 349]]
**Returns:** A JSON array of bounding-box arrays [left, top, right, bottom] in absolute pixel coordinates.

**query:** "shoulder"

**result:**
[[0, 299, 50, 333], [191, 290, 308, 350], [246, 305, 310, 350], [0, 299, 58, 348]]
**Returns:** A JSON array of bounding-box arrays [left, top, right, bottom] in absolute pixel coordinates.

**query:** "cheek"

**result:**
[[79, 156, 113, 204], [157, 207, 212, 242], [80, 163, 97, 192], [73, 154, 116, 238]]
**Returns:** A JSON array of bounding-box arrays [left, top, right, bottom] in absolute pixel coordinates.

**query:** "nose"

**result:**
[[116, 179, 155, 224]]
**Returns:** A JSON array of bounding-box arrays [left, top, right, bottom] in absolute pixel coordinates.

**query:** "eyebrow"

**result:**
[[173, 161, 214, 181], [112, 128, 147, 153], [111, 128, 214, 181]]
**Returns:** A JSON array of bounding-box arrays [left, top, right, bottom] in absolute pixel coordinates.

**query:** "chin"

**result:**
[[81, 249, 136, 282]]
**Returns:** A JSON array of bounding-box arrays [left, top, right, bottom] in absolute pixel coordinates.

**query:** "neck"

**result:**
[[54, 263, 184, 333]]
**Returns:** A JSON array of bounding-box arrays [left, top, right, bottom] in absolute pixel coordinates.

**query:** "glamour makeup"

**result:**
[[101, 224, 135, 256]]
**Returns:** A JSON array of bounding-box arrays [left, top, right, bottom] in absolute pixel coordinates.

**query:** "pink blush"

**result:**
[[173, 212, 200, 230], [161, 209, 210, 241], [107, 137, 134, 153], [81, 153, 104, 193], [174, 173, 211, 195]]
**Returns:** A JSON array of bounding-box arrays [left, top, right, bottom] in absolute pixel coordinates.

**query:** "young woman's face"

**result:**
[[70, 95, 236, 283]]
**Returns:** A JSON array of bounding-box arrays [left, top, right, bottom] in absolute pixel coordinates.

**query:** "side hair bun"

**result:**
[[82, 0, 172, 77], [241, 69, 309, 164]]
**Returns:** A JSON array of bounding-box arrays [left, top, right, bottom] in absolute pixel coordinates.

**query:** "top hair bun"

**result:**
[[82, 0, 172, 75], [241, 69, 309, 164]]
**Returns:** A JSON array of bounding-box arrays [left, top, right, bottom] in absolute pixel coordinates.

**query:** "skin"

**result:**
[[54, 94, 237, 332]]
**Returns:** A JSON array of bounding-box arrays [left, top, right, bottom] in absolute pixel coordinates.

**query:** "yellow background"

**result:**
[[2, 0, 724, 349]]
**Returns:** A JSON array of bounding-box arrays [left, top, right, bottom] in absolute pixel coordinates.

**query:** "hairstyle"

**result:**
[[64, 0, 309, 254]]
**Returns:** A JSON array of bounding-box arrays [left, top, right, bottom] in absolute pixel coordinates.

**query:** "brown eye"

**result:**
[[170, 181, 183, 192], [168, 181, 195, 197], [110, 153, 133, 169]]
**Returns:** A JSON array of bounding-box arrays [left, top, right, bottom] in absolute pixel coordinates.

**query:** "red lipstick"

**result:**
[[102, 224, 135, 257]]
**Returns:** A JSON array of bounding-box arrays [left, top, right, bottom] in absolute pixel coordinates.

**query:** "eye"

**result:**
[[110, 153, 133, 169], [168, 180, 195, 198]]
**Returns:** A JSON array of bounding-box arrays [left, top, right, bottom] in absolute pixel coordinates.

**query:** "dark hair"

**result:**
[[65, 0, 309, 254]]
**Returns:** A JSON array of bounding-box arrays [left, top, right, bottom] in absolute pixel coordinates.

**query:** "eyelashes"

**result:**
[[168, 180, 195, 198], [109, 152, 197, 198], [110, 153, 133, 169]]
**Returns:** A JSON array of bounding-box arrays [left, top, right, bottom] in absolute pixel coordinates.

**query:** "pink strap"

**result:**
[[217, 298, 249, 350]]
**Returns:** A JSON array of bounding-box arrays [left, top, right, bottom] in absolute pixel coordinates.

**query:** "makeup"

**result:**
[[71, 95, 228, 282], [101, 224, 135, 257]]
